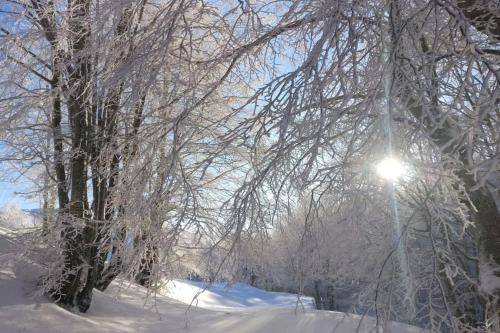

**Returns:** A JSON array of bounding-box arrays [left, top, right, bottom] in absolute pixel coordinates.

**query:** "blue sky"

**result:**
[[0, 180, 40, 210], [0, 3, 41, 211]]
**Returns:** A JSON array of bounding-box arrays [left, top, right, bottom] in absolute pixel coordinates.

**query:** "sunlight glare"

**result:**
[[376, 157, 405, 181]]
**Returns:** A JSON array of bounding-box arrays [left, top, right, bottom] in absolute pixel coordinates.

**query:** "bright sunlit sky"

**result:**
[[376, 157, 405, 182]]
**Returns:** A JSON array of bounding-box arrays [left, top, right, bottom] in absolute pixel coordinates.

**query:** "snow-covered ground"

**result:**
[[161, 279, 315, 312], [0, 227, 426, 333]]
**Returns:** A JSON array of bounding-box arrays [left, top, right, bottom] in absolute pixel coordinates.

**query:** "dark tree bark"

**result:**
[[456, 0, 500, 41], [52, 0, 93, 311], [51, 88, 69, 209]]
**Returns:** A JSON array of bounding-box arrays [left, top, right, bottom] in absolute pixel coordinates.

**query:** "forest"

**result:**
[[0, 0, 499, 332]]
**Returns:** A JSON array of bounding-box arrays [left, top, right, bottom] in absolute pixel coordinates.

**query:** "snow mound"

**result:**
[[161, 279, 315, 311]]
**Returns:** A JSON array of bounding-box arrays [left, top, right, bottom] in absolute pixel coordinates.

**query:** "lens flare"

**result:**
[[376, 157, 404, 181]]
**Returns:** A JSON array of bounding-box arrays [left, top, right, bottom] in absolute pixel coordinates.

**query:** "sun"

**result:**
[[376, 157, 405, 181]]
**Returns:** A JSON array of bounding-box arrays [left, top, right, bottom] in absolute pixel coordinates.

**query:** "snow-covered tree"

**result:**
[[1, 1, 498, 330]]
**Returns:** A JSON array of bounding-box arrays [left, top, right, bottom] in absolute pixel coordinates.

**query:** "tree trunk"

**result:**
[[95, 226, 126, 291], [53, 0, 93, 311], [453, 3, 500, 321], [468, 182, 500, 323], [134, 234, 158, 287], [51, 88, 68, 209], [41, 170, 54, 235], [85, 5, 147, 293], [313, 280, 323, 310], [390, 0, 500, 324]]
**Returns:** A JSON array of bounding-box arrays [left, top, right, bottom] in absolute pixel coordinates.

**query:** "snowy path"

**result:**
[[0, 229, 426, 333]]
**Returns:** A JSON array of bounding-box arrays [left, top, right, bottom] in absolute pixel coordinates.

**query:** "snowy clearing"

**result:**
[[0, 228, 426, 333], [161, 279, 315, 312]]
